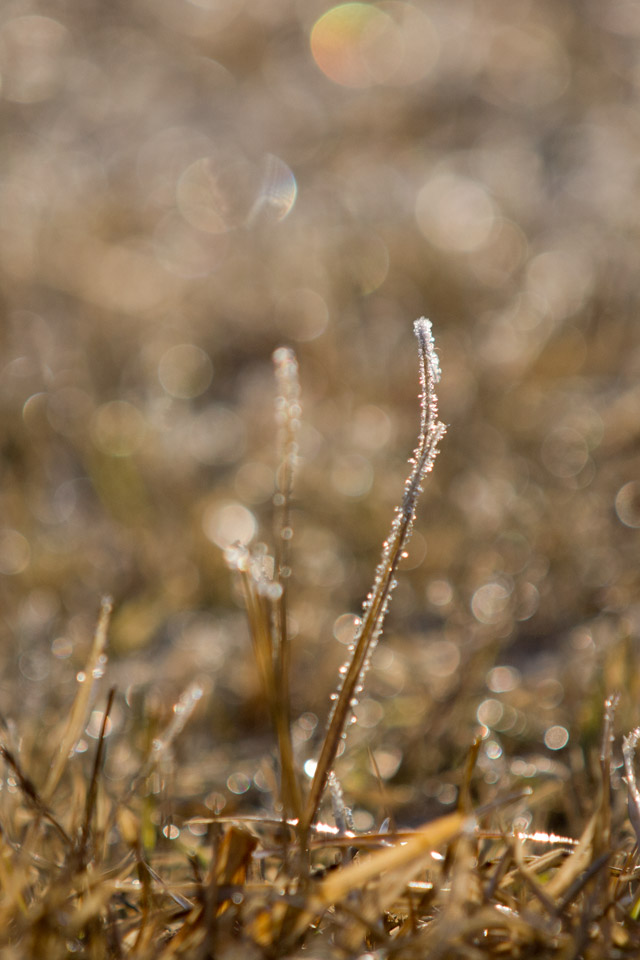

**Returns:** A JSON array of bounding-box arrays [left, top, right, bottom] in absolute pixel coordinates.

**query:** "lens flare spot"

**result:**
[[177, 155, 256, 233], [91, 401, 146, 457], [371, 746, 402, 778], [544, 725, 569, 750], [333, 613, 361, 646], [471, 581, 512, 624], [477, 698, 503, 728], [425, 640, 460, 678], [310, 3, 402, 88], [158, 343, 213, 399], [0, 529, 30, 575], [86, 710, 113, 739], [275, 288, 329, 342], [416, 174, 496, 253], [247, 154, 297, 224], [330, 453, 373, 498], [615, 481, 640, 528], [541, 427, 589, 479], [203, 502, 256, 550], [426, 579, 454, 607], [487, 665, 521, 694], [227, 772, 251, 795]]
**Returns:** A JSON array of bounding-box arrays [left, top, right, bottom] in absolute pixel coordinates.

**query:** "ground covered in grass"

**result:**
[[1, 0, 640, 956]]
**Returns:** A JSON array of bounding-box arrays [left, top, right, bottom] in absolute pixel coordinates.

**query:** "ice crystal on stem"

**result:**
[[302, 318, 446, 832]]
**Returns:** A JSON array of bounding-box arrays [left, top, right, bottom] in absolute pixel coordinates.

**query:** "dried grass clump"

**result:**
[[2, 322, 640, 960]]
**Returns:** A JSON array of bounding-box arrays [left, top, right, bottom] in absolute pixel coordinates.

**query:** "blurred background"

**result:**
[[1, 0, 640, 828]]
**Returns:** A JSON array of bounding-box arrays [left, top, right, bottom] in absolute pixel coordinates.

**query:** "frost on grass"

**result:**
[[223, 320, 446, 829], [304, 318, 446, 828], [224, 345, 303, 819], [332, 317, 445, 716]]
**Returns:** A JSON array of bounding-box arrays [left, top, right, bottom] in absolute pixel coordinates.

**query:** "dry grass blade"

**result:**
[[76, 686, 117, 869], [126, 681, 204, 800], [275, 811, 466, 947], [42, 596, 112, 803], [0, 745, 72, 849], [272, 346, 302, 821], [598, 692, 619, 853], [302, 318, 446, 832], [237, 562, 278, 707], [222, 349, 303, 823], [508, 694, 617, 950], [315, 810, 465, 907], [543, 812, 596, 901]]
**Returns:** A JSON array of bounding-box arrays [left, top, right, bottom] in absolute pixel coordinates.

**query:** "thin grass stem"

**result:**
[[42, 596, 112, 803], [272, 346, 303, 821], [301, 318, 446, 833]]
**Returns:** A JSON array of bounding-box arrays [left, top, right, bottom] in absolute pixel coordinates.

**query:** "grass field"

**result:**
[[1, 1, 640, 956]]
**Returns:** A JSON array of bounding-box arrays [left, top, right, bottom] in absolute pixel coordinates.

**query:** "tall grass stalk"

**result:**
[[272, 346, 303, 822], [301, 318, 446, 833]]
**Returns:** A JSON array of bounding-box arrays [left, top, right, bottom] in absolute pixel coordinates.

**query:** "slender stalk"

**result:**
[[301, 319, 446, 833], [43, 596, 112, 803], [77, 686, 117, 870], [272, 347, 303, 821]]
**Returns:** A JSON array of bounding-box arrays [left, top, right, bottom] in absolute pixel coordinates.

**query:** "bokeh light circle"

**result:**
[[415, 174, 496, 253], [158, 344, 213, 399], [91, 401, 146, 457], [544, 725, 569, 750], [275, 288, 329, 342], [471, 581, 512, 624], [310, 3, 402, 88], [177, 155, 256, 234], [202, 502, 256, 550], [0, 529, 30, 575], [248, 154, 297, 224], [615, 481, 640, 528]]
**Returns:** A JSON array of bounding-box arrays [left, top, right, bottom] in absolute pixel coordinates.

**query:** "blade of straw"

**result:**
[[42, 596, 112, 802]]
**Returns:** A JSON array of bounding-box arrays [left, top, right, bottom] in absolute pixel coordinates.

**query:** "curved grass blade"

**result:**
[[301, 319, 446, 832]]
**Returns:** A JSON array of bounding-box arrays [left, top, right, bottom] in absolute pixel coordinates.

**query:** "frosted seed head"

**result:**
[[414, 317, 441, 383]]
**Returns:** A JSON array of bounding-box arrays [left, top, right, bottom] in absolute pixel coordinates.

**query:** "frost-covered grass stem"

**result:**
[[301, 319, 446, 833]]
